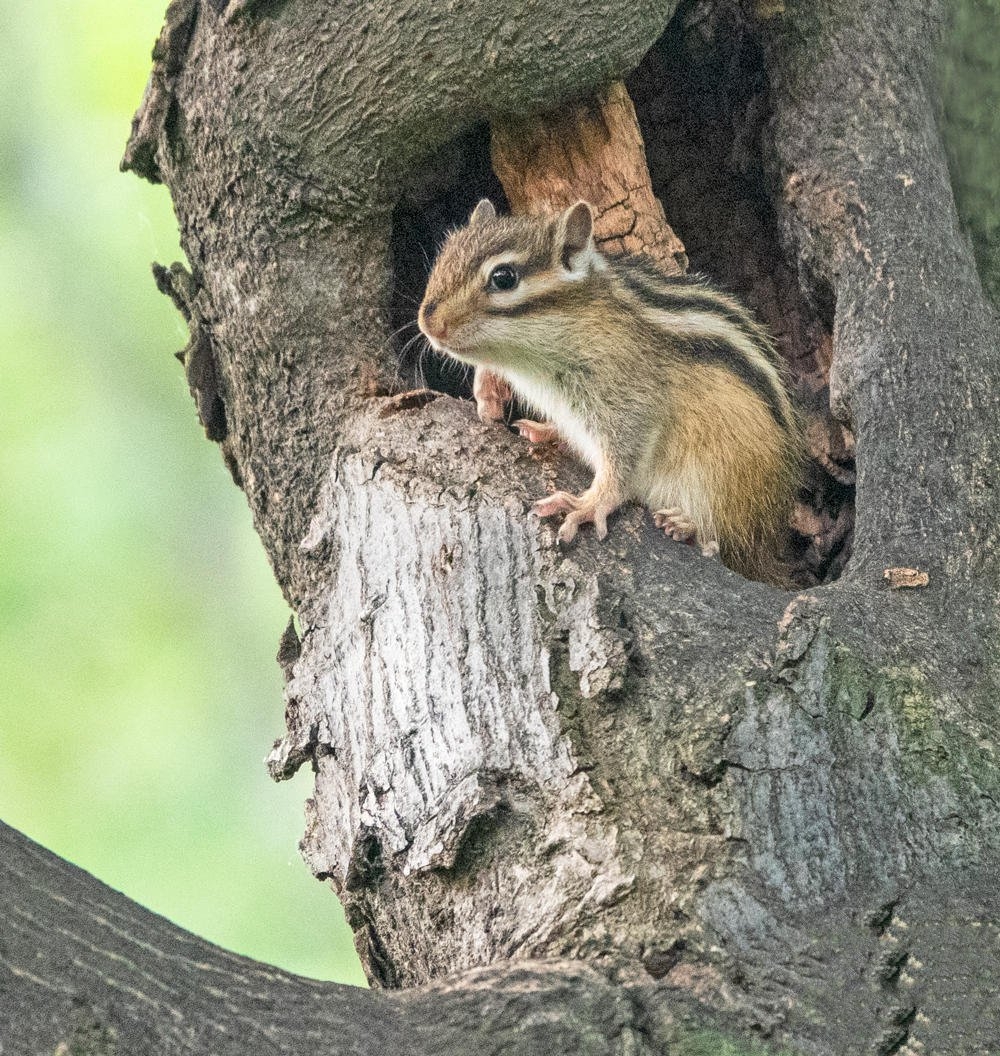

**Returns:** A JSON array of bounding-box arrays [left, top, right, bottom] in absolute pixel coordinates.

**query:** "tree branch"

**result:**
[[2, 821, 772, 1056]]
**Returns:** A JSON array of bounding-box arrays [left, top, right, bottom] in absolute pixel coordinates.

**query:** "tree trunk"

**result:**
[[8, 0, 999, 1053]]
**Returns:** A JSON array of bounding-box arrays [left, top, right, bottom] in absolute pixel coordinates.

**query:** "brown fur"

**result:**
[[418, 201, 802, 585]]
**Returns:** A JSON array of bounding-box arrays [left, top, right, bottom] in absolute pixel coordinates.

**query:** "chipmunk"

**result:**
[[417, 198, 801, 583]]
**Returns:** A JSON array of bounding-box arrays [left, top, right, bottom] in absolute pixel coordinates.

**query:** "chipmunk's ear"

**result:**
[[469, 199, 497, 227], [556, 201, 596, 275]]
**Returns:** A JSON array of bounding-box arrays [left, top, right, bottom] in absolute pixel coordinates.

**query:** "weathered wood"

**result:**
[[492, 80, 687, 272]]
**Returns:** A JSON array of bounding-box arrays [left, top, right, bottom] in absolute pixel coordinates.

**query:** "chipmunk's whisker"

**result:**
[[394, 290, 424, 309], [415, 340, 433, 390], [383, 318, 419, 347], [388, 331, 430, 392]]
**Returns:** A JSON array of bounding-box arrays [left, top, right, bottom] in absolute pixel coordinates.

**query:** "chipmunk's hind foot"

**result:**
[[514, 419, 560, 444], [653, 507, 720, 559]]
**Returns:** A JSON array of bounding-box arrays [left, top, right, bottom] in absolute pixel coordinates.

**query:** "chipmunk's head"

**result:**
[[418, 199, 602, 366]]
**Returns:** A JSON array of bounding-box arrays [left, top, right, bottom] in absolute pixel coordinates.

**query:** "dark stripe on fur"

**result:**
[[484, 287, 581, 318], [485, 260, 793, 435], [612, 297, 792, 435], [613, 259, 782, 370], [686, 335, 790, 434]]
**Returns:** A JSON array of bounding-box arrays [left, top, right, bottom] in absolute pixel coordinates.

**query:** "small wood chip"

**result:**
[[755, 0, 786, 18], [883, 567, 929, 589]]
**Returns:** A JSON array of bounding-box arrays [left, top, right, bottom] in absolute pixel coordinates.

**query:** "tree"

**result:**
[[4, 0, 999, 1052]]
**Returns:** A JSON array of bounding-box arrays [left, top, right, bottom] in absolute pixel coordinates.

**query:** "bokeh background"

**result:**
[[0, 0, 995, 990], [0, 0, 364, 985]]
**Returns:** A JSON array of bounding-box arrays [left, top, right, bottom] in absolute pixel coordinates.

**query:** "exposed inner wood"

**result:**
[[491, 80, 688, 274]]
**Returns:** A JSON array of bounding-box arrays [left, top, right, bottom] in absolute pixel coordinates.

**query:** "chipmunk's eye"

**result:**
[[487, 264, 519, 292]]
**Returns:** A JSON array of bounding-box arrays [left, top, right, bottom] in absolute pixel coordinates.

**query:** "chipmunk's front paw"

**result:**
[[473, 369, 511, 422], [477, 397, 506, 422], [533, 491, 616, 544], [513, 419, 559, 444], [653, 508, 719, 558]]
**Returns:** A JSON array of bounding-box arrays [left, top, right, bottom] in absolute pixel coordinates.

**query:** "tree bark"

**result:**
[[0, 821, 732, 1055], [21, 0, 995, 1052], [4, 819, 999, 1055]]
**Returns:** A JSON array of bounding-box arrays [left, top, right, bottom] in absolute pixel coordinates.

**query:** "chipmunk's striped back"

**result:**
[[607, 258, 797, 440], [418, 199, 802, 583]]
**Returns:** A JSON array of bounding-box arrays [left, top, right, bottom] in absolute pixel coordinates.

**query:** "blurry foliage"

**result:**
[[939, 0, 1000, 308], [0, 0, 364, 985], [0, 0, 994, 997]]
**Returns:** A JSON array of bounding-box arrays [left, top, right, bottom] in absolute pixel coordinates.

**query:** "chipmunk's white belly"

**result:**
[[501, 368, 602, 470]]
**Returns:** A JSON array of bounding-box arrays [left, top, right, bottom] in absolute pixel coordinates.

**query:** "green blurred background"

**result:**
[[0, 0, 995, 993], [0, 0, 365, 985]]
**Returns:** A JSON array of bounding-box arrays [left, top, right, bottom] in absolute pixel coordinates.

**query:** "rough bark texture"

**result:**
[[8, 819, 996, 1055], [17, 0, 997, 1053], [0, 821, 748, 1055]]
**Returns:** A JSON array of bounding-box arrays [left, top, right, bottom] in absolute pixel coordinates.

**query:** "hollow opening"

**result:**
[[626, 0, 854, 581], [389, 0, 854, 585], [390, 124, 506, 400]]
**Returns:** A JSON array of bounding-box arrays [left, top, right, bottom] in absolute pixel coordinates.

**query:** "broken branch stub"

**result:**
[[491, 80, 687, 272]]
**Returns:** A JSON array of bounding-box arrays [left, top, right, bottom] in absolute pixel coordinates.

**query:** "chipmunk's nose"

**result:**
[[419, 300, 448, 340]]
